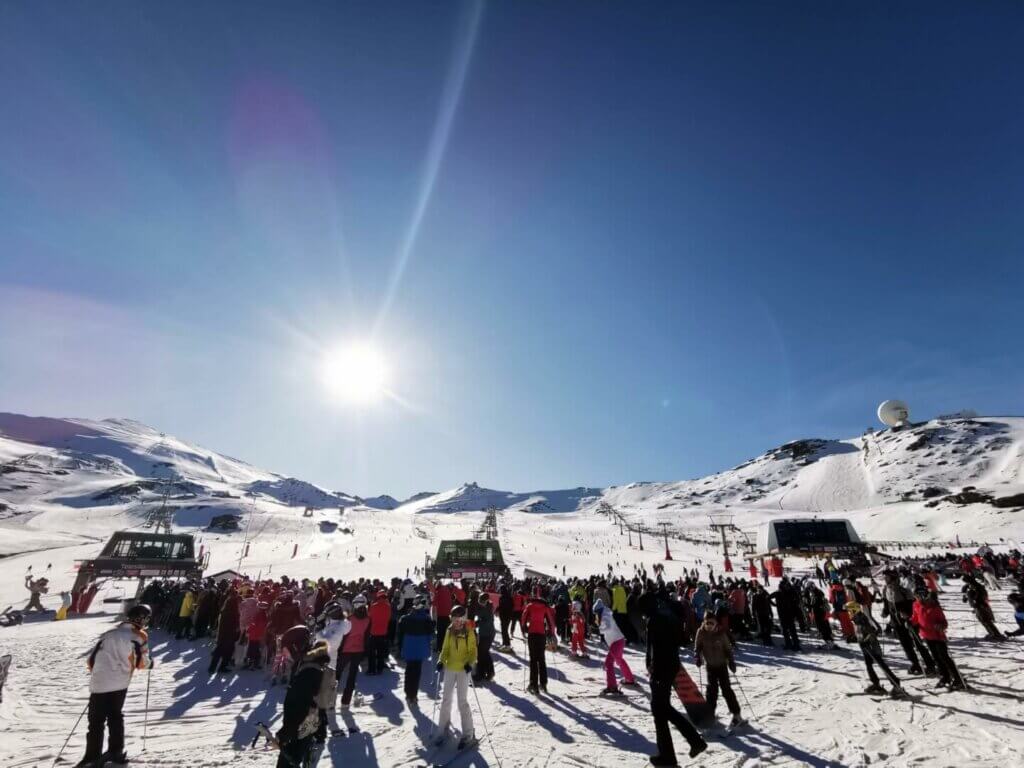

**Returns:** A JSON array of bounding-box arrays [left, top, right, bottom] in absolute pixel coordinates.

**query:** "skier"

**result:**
[[337, 594, 371, 708], [24, 574, 48, 613], [522, 592, 557, 693], [593, 598, 636, 695], [497, 582, 515, 649], [770, 578, 801, 651], [208, 589, 240, 675], [433, 605, 477, 750], [881, 571, 936, 674], [751, 582, 774, 646], [570, 601, 588, 658], [367, 590, 391, 675], [276, 643, 330, 768], [848, 601, 906, 698], [642, 591, 706, 766], [74, 604, 154, 768], [693, 613, 744, 729], [961, 574, 1005, 640], [396, 597, 434, 703], [244, 602, 270, 669], [910, 588, 965, 690], [473, 593, 496, 682], [805, 584, 835, 649]]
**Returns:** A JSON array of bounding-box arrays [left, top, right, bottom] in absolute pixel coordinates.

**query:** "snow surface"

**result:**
[[0, 412, 1023, 766]]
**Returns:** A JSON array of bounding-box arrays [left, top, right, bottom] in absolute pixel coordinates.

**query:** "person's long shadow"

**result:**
[[732, 727, 850, 768], [486, 685, 573, 743], [541, 692, 654, 748], [737, 648, 860, 680], [328, 730, 379, 767], [228, 686, 284, 748], [909, 695, 1024, 728]]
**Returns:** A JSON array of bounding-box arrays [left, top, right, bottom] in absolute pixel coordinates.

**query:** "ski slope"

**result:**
[[1, 412, 1023, 766]]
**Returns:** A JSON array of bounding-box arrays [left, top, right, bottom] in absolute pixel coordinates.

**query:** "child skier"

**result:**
[[693, 613, 744, 729], [434, 605, 477, 750], [570, 600, 588, 658]]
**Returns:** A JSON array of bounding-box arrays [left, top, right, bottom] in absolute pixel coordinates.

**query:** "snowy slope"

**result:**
[[1, 412, 1023, 767]]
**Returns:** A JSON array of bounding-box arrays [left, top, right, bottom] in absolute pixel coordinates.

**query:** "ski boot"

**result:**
[[889, 685, 908, 699], [729, 713, 747, 729], [599, 686, 623, 697], [457, 735, 478, 751], [864, 683, 886, 695]]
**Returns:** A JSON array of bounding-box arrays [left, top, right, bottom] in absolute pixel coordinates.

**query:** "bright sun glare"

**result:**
[[321, 342, 388, 405]]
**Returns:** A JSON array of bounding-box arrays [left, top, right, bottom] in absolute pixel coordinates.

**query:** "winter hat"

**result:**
[[353, 594, 368, 608], [450, 605, 467, 618]]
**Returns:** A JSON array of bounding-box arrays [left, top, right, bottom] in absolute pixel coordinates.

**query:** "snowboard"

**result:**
[[673, 667, 711, 725]]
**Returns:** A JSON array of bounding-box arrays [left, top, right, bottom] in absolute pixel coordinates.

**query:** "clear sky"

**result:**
[[2, 2, 1022, 499]]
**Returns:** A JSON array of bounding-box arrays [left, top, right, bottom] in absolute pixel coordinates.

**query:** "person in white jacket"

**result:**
[[593, 598, 635, 695], [75, 604, 154, 768], [316, 605, 351, 735]]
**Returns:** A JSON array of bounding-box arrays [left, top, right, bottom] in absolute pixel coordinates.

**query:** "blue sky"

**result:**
[[1, 2, 1022, 498]]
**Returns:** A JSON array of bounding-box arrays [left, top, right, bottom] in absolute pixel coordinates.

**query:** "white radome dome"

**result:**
[[877, 399, 910, 427]]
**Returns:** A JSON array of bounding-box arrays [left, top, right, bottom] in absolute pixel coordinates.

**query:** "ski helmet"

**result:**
[[127, 603, 152, 627], [352, 594, 368, 608]]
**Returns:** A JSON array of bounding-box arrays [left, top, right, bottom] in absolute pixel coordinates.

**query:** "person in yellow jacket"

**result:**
[[176, 587, 196, 640], [433, 605, 477, 749], [611, 580, 636, 644]]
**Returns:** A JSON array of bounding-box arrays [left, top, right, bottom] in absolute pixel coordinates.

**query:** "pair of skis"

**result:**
[[419, 735, 478, 768]]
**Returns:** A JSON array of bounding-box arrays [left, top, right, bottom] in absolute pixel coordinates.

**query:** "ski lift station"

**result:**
[[756, 518, 866, 557]]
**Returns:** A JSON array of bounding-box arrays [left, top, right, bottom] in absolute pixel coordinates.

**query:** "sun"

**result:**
[[321, 342, 389, 405]]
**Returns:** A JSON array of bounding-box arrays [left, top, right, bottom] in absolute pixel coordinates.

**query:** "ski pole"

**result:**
[[431, 668, 441, 731], [469, 675, 504, 768], [733, 670, 757, 723], [52, 700, 90, 767], [143, 664, 152, 751]]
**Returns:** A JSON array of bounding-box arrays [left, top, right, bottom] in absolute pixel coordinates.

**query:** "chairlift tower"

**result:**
[[144, 480, 175, 535], [709, 511, 735, 571]]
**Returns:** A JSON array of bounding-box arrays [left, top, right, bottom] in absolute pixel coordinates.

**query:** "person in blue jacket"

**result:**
[[397, 597, 435, 703]]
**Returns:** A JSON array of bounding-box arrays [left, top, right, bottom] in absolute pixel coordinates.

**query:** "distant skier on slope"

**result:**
[[74, 604, 154, 768]]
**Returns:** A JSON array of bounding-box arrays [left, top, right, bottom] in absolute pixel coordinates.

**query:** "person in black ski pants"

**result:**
[[770, 578, 801, 651], [497, 583, 514, 648], [849, 601, 905, 696], [641, 592, 707, 767]]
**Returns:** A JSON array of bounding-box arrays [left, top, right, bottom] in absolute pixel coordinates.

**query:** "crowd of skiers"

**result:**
[[69, 547, 1024, 768]]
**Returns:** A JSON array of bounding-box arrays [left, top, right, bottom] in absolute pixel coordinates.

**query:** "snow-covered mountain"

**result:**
[[1, 411, 1022, 548]]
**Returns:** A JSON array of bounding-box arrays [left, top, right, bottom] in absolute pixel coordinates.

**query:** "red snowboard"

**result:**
[[673, 667, 711, 725]]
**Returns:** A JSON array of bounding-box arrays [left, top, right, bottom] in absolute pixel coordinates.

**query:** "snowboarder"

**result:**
[[433, 605, 477, 750], [276, 643, 329, 768], [74, 603, 154, 768], [642, 592, 707, 766]]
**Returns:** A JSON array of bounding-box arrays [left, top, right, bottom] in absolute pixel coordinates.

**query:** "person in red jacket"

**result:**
[[521, 594, 557, 693], [910, 588, 965, 690], [570, 601, 588, 658], [244, 602, 269, 669], [367, 590, 392, 675], [433, 582, 454, 651], [338, 594, 371, 708]]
